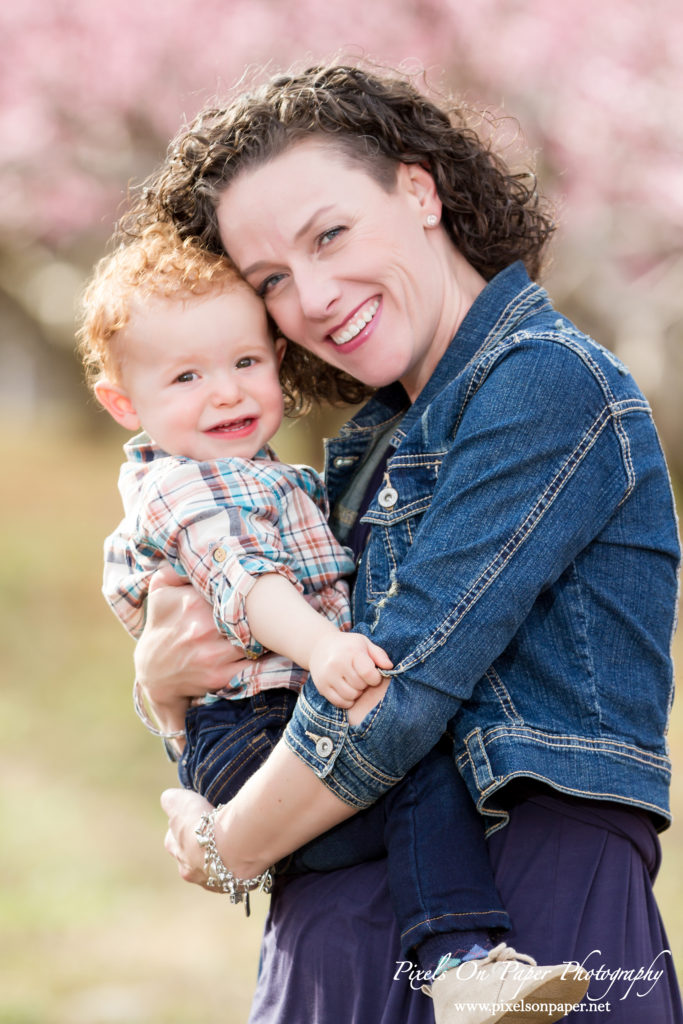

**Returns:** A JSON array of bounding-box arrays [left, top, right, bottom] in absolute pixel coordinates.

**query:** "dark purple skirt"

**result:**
[[249, 795, 682, 1023]]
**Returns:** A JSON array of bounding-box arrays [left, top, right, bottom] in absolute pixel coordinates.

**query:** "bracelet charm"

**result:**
[[194, 806, 274, 917]]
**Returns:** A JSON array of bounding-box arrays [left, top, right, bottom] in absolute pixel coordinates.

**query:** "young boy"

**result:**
[[81, 227, 390, 794], [78, 225, 588, 1024]]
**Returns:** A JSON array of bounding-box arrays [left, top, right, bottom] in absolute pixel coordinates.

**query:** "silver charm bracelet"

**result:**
[[194, 806, 274, 917]]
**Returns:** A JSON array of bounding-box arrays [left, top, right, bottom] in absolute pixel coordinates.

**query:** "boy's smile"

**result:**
[[204, 415, 259, 440]]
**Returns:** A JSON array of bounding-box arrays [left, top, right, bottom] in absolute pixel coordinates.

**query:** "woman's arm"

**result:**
[[161, 669, 390, 885], [162, 737, 363, 884], [160, 342, 638, 886]]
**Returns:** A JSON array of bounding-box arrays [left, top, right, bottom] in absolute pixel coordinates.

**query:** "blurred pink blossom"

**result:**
[[0, 0, 681, 256]]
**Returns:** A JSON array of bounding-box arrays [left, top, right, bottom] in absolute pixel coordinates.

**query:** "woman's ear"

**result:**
[[274, 336, 287, 368], [398, 161, 442, 225], [94, 379, 141, 431]]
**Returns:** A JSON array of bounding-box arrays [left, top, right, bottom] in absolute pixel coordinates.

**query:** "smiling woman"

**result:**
[[120, 63, 682, 1024]]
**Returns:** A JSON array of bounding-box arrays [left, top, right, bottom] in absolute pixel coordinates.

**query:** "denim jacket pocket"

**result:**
[[358, 455, 442, 602]]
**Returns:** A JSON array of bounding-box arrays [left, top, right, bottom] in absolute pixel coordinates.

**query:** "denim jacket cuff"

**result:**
[[284, 679, 406, 809], [282, 684, 343, 765]]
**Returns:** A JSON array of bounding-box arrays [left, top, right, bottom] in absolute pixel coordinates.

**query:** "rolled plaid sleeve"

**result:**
[[135, 459, 306, 657], [102, 527, 157, 639]]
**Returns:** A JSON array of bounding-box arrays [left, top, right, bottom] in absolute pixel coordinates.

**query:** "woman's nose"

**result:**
[[296, 264, 341, 320]]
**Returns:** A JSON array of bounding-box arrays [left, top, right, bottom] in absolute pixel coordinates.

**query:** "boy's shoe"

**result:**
[[421, 942, 590, 1023]]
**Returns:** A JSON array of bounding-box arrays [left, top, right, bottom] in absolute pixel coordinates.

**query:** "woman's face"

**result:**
[[216, 139, 465, 400]]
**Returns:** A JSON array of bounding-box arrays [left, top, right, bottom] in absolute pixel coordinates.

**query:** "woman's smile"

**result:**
[[328, 297, 381, 347]]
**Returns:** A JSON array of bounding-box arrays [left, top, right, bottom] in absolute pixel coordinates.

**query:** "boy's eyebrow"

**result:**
[[241, 205, 335, 278]]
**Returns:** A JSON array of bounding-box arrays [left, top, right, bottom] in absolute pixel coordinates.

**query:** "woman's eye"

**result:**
[[319, 226, 345, 247], [174, 371, 197, 384], [258, 273, 285, 296]]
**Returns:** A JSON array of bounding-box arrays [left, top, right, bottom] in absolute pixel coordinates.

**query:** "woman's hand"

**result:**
[[161, 788, 215, 888], [134, 567, 254, 737]]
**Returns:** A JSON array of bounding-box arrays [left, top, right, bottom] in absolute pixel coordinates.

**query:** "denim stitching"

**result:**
[[393, 405, 619, 672], [363, 496, 433, 521], [455, 726, 672, 771], [483, 666, 524, 725], [401, 909, 506, 942]]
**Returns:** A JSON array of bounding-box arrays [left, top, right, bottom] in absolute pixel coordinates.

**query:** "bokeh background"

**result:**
[[1, 2, 681, 1022]]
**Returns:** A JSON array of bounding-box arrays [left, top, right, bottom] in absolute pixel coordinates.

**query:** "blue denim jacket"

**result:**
[[283, 262, 680, 833]]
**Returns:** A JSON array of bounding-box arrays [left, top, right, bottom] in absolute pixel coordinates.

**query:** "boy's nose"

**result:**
[[210, 375, 242, 406]]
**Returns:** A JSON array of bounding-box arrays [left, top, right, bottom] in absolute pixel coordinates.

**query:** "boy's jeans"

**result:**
[[179, 692, 509, 956]]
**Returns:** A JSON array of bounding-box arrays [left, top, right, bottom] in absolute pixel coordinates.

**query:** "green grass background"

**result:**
[[2, 421, 681, 1023]]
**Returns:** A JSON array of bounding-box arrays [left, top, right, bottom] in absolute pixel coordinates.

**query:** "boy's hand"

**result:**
[[309, 632, 393, 708]]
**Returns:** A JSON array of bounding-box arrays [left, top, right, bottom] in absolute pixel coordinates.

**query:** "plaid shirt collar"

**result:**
[[122, 430, 276, 466]]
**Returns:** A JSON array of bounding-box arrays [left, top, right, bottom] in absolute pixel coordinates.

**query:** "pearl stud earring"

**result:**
[[426, 214, 438, 227]]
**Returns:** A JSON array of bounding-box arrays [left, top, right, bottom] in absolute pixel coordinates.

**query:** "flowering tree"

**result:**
[[1, 0, 681, 466]]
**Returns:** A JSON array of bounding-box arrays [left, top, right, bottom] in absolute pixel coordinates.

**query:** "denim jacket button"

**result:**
[[378, 486, 398, 509], [315, 736, 334, 758]]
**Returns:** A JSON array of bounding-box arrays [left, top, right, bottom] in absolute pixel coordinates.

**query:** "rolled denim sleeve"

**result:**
[[284, 339, 638, 807]]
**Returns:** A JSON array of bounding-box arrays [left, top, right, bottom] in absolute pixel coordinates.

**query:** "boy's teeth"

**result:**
[[212, 418, 250, 432], [331, 299, 379, 346]]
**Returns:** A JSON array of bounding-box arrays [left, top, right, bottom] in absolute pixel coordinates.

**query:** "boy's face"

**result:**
[[101, 285, 286, 461]]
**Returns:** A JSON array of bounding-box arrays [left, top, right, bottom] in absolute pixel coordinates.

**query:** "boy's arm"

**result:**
[[137, 460, 389, 701], [137, 460, 311, 658], [245, 574, 392, 708]]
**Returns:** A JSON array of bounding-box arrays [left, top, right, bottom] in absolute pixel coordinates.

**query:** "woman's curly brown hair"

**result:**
[[119, 61, 556, 409]]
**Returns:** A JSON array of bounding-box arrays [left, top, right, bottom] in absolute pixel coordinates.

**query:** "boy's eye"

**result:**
[[174, 371, 197, 384], [235, 357, 256, 369]]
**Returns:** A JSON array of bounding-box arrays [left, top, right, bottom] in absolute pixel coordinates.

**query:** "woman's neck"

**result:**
[[401, 246, 487, 403]]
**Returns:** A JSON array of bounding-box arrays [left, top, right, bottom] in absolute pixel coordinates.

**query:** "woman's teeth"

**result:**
[[331, 299, 379, 345]]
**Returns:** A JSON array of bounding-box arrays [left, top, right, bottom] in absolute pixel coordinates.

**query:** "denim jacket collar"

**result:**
[[325, 263, 548, 522]]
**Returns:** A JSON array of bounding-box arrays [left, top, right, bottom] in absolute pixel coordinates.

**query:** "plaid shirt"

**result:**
[[103, 432, 354, 698]]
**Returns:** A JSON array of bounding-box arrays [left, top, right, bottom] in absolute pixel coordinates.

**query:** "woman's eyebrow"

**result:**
[[242, 205, 336, 277], [242, 258, 273, 278], [293, 205, 335, 242]]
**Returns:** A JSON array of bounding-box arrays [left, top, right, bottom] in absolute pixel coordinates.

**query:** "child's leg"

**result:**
[[288, 742, 590, 1022], [380, 737, 509, 968], [178, 689, 298, 806], [285, 737, 508, 964]]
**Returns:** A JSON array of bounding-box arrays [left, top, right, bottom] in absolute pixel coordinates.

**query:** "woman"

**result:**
[[128, 64, 682, 1022]]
